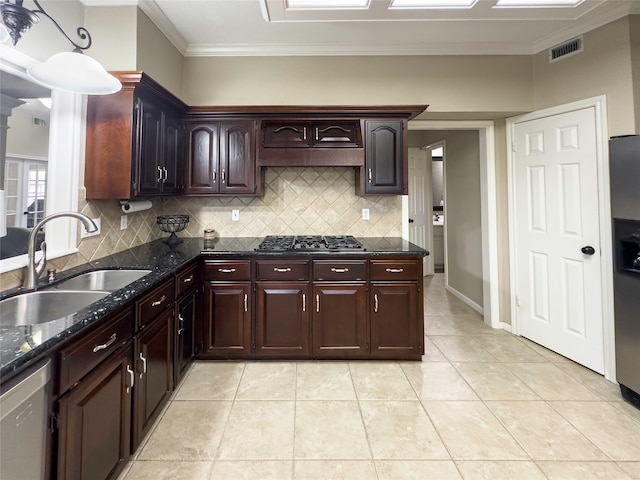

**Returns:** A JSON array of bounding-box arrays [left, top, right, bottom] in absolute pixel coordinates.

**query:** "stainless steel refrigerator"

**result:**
[[610, 135, 640, 408]]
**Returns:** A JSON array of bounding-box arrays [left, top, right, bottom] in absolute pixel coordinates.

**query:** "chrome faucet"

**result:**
[[23, 212, 98, 289]]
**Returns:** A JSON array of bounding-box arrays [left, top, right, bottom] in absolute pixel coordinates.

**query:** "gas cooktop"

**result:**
[[256, 235, 365, 251]]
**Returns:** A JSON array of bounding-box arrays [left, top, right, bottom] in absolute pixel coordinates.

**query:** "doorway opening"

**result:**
[[404, 121, 499, 329]]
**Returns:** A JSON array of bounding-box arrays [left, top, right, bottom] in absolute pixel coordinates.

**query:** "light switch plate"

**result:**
[[362, 208, 370, 221], [81, 218, 101, 238], [232, 209, 240, 221], [120, 215, 128, 230]]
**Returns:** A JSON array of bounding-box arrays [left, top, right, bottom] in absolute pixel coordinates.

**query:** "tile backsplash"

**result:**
[[0, 167, 401, 290]]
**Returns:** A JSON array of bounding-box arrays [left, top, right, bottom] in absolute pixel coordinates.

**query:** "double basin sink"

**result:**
[[0, 270, 151, 327]]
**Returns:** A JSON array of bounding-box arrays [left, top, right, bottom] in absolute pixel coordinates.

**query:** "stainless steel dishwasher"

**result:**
[[1, 359, 51, 480]]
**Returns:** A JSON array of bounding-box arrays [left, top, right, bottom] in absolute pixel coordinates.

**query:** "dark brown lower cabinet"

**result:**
[[200, 282, 252, 357], [370, 283, 421, 358], [56, 343, 133, 480], [132, 310, 172, 451], [312, 283, 367, 357], [174, 288, 197, 385], [256, 282, 310, 357]]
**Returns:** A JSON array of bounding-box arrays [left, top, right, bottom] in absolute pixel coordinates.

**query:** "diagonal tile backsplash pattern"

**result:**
[[1, 167, 401, 289]]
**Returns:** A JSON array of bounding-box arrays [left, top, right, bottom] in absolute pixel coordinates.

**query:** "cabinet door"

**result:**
[[200, 282, 252, 357], [262, 121, 311, 148], [256, 282, 310, 357], [162, 110, 182, 194], [184, 123, 219, 194], [311, 121, 362, 148], [219, 121, 256, 194], [364, 120, 405, 194], [370, 283, 421, 359], [312, 283, 367, 358], [56, 344, 133, 480], [175, 288, 196, 385], [135, 96, 164, 196], [132, 310, 172, 451]]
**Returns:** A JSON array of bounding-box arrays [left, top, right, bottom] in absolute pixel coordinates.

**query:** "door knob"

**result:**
[[408, 218, 414, 223], [581, 246, 596, 255]]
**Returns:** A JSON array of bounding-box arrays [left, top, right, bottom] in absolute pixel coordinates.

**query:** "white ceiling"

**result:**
[[90, 0, 640, 56]]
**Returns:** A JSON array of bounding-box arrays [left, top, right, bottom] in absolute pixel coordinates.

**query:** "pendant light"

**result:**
[[0, 0, 121, 95]]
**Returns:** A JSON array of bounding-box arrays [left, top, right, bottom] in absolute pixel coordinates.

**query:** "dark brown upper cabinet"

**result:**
[[85, 72, 187, 199], [358, 120, 407, 195], [183, 120, 258, 196], [262, 120, 361, 149]]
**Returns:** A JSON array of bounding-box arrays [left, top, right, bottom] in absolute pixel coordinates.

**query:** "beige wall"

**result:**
[[532, 16, 637, 136], [182, 55, 534, 114], [84, 6, 137, 71], [6, 100, 50, 158], [631, 15, 640, 131], [136, 11, 184, 99]]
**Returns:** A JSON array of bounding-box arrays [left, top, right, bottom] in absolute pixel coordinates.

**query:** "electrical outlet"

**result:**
[[81, 218, 101, 238], [120, 215, 128, 230], [362, 208, 370, 221], [232, 209, 240, 221]]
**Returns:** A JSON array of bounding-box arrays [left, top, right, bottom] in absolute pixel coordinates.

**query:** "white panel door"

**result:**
[[513, 107, 604, 373], [408, 148, 430, 274]]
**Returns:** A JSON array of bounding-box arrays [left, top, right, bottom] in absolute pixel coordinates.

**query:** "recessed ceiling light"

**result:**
[[495, 0, 583, 7], [390, 0, 478, 8], [287, 0, 370, 8]]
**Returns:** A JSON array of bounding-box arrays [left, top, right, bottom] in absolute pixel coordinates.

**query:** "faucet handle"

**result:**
[[35, 241, 48, 279]]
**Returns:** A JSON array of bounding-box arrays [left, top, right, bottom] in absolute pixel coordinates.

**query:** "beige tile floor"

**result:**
[[118, 274, 640, 480]]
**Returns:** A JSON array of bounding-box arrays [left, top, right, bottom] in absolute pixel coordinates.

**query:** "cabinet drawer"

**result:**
[[136, 279, 175, 330], [58, 306, 133, 393], [313, 260, 367, 281], [176, 261, 199, 296], [256, 259, 309, 281], [370, 260, 419, 281], [203, 260, 252, 281]]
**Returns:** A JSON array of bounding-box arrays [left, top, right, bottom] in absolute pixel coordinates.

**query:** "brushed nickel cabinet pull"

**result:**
[[244, 293, 248, 312], [178, 314, 184, 335], [386, 268, 404, 273], [222, 169, 226, 183], [368, 168, 372, 183], [302, 293, 306, 312], [126, 365, 135, 393], [273, 267, 292, 273], [151, 295, 166, 307], [183, 275, 194, 283], [374, 294, 379, 313], [331, 267, 349, 273], [92, 333, 116, 353], [303, 127, 307, 140], [138, 352, 147, 378], [213, 170, 217, 183], [157, 165, 163, 183], [315, 127, 319, 141], [163, 167, 168, 182], [316, 294, 320, 313], [219, 268, 236, 273]]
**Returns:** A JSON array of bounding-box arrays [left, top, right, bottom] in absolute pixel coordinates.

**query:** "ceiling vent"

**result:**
[[549, 36, 583, 63]]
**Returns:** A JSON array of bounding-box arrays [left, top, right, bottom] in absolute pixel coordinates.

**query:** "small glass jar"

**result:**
[[203, 229, 217, 249]]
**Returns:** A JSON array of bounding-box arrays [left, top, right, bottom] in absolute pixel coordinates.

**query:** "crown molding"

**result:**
[[531, 0, 638, 53], [137, 0, 189, 54]]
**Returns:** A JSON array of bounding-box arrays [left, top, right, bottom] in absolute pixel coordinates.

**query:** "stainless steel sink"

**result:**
[[53, 269, 151, 292], [0, 291, 110, 327]]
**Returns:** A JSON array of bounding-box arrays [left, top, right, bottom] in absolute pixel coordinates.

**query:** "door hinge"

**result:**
[[49, 413, 58, 432]]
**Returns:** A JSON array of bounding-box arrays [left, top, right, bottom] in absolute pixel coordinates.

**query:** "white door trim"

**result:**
[[407, 121, 500, 329], [506, 96, 616, 381]]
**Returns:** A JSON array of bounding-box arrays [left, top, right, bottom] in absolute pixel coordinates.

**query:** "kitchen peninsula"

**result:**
[[0, 236, 425, 480]]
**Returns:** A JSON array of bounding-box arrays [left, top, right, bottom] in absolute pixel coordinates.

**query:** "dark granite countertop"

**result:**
[[1, 237, 427, 382]]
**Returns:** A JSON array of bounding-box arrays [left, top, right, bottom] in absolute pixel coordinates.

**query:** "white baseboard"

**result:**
[[499, 322, 512, 333], [445, 284, 484, 315]]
